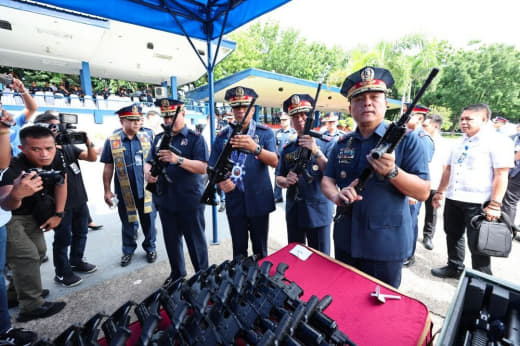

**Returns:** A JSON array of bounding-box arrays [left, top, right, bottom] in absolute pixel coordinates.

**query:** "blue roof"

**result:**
[[186, 68, 402, 113], [33, 0, 292, 41]]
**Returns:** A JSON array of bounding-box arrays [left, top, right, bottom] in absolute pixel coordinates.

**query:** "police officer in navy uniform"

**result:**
[[321, 112, 346, 139], [209, 86, 278, 259], [145, 98, 209, 282], [275, 94, 334, 254], [100, 104, 157, 267], [321, 67, 430, 288], [403, 103, 434, 266], [273, 112, 297, 203]]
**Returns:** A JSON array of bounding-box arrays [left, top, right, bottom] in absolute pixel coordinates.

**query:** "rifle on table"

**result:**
[[287, 84, 322, 201], [200, 98, 257, 205], [333, 68, 439, 223], [146, 106, 182, 195]]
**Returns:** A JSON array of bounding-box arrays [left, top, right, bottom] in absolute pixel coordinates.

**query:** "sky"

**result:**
[[248, 0, 519, 50]]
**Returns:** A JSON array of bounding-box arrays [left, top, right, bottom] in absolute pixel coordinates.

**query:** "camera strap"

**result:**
[[109, 132, 153, 223]]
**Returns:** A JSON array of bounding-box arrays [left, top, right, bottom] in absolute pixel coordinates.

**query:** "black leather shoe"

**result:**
[[41, 255, 49, 263], [146, 251, 157, 263], [431, 265, 463, 279], [403, 256, 415, 267], [16, 301, 66, 322], [120, 253, 133, 267], [274, 198, 284, 203], [88, 223, 103, 231], [423, 236, 433, 250], [8, 289, 50, 309]]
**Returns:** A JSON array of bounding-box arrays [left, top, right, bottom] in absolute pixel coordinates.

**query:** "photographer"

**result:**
[[34, 111, 97, 287], [0, 111, 38, 343], [0, 125, 67, 322]]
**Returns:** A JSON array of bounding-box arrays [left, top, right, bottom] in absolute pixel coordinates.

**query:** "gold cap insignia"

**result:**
[[361, 67, 375, 82], [161, 99, 170, 107], [291, 95, 300, 105], [131, 105, 139, 114], [236, 87, 244, 96]]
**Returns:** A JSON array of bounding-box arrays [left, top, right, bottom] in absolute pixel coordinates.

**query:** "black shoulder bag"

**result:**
[[470, 208, 517, 258]]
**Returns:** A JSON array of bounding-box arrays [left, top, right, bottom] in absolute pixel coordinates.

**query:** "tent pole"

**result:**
[[207, 37, 219, 245]]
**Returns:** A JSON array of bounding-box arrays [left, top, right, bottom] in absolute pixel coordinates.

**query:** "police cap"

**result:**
[[340, 66, 395, 100]]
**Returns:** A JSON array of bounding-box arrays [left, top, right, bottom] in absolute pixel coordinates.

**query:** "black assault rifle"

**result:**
[[333, 68, 439, 222], [146, 106, 182, 195], [200, 98, 257, 205], [287, 84, 322, 201]]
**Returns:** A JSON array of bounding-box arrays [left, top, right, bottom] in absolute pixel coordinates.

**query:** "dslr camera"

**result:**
[[0, 73, 13, 87], [24, 168, 65, 185], [53, 113, 87, 145]]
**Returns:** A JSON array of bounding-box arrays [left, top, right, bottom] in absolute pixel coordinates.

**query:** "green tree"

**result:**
[[194, 21, 349, 87], [430, 43, 520, 127]]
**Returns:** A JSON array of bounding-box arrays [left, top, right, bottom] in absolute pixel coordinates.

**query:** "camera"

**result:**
[[24, 168, 65, 185], [53, 113, 87, 145], [0, 73, 13, 87]]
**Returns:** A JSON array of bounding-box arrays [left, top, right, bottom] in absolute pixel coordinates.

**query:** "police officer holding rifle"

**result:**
[[321, 66, 432, 288], [207, 86, 278, 259], [145, 98, 209, 283], [275, 93, 334, 254]]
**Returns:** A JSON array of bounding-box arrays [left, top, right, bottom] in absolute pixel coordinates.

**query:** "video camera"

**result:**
[[53, 113, 87, 145], [23, 167, 65, 185]]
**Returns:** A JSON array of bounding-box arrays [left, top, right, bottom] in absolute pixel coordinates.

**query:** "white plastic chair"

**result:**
[[54, 93, 67, 107], [83, 95, 96, 109], [70, 94, 82, 108], [1, 90, 16, 105], [34, 91, 45, 106], [44, 91, 55, 106]]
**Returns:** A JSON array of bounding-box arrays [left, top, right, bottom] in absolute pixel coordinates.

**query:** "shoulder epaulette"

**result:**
[[256, 123, 269, 130]]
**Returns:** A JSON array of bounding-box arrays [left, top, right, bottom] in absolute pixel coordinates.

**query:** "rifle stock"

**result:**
[[333, 68, 439, 222], [200, 98, 257, 205]]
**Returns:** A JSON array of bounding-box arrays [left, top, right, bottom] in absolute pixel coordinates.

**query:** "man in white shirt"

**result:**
[[421, 113, 450, 250], [431, 104, 513, 278]]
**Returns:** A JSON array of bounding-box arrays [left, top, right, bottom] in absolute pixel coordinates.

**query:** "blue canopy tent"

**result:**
[[34, 0, 292, 243]]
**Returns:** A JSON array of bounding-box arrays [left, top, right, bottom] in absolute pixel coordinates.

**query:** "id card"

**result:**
[[69, 162, 81, 174]]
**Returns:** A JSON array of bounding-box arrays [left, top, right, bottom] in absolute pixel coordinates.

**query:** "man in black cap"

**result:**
[[100, 104, 157, 267], [321, 66, 430, 288], [145, 98, 209, 282], [208, 86, 278, 259], [276, 94, 333, 254]]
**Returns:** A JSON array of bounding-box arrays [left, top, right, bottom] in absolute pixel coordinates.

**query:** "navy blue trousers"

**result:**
[[286, 223, 330, 255], [227, 214, 269, 259], [53, 203, 89, 276], [117, 194, 156, 255], [158, 207, 208, 280]]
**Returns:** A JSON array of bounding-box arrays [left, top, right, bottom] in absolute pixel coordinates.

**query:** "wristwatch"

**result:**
[[253, 144, 262, 156], [176, 157, 184, 166], [386, 166, 399, 180], [54, 211, 64, 218]]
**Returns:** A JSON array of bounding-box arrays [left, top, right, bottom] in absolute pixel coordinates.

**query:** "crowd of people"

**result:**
[[0, 72, 156, 107], [1, 66, 519, 344]]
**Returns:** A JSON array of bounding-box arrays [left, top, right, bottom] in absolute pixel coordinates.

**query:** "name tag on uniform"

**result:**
[[69, 162, 81, 175], [135, 151, 143, 166]]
